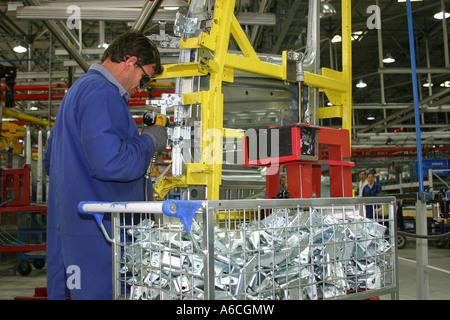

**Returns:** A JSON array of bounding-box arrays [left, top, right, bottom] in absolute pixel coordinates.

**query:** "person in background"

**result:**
[[358, 170, 369, 196], [44, 30, 167, 300], [362, 172, 382, 218], [321, 165, 330, 197], [280, 174, 288, 191]]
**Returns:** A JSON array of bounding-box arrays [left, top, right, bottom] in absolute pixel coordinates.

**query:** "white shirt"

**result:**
[[359, 179, 369, 197]]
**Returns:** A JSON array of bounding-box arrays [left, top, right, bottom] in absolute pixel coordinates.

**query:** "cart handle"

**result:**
[[78, 200, 203, 235]]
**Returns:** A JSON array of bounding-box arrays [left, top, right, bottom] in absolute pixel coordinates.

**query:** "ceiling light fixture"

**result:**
[[163, 6, 180, 10], [331, 31, 365, 43], [331, 35, 341, 43], [356, 79, 367, 88], [351, 31, 364, 41], [440, 80, 450, 87], [367, 115, 375, 120], [320, 0, 336, 18], [13, 44, 27, 53], [423, 82, 433, 87], [434, 11, 450, 19], [383, 54, 395, 64]]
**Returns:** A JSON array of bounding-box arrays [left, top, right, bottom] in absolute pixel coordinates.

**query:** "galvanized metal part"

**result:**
[[117, 204, 394, 300]]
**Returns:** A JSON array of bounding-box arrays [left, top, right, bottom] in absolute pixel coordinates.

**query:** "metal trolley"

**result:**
[[79, 197, 398, 300]]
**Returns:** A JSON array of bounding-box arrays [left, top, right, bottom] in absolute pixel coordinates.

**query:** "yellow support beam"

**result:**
[[2, 108, 52, 127], [341, 0, 353, 143], [153, 61, 208, 80]]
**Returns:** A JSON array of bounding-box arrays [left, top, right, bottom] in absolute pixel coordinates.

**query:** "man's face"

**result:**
[[128, 63, 156, 95], [359, 172, 366, 180]]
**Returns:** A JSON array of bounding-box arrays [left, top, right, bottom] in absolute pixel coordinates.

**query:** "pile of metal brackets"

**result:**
[[121, 207, 393, 300]]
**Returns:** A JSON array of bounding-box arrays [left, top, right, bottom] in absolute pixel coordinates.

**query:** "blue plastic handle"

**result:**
[[78, 201, 109, 228], [78, 200, 203, 233], [162, 200, 203, 233]]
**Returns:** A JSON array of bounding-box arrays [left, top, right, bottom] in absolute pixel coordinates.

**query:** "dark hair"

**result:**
[[101, 30, 163, 75]]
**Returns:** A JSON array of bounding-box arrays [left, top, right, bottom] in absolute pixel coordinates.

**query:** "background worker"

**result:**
[[44, 30, 167, 300], [358, 170, 369, 196], [280, 174, 288, 191], [362, 172, 383, 218]]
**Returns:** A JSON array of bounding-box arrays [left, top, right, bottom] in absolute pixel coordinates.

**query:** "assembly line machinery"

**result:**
[[147, 0, 354, 202]]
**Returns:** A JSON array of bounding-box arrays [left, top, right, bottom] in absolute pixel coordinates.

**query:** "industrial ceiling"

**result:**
[[0, 0, 449, 163]]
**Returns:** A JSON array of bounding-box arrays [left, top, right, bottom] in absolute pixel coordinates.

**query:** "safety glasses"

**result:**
[[137, 64, 151, 90]]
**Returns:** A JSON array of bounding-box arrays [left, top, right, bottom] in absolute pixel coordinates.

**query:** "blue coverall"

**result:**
[[44, 63, 155, 299], [362, 183, 382, 219]]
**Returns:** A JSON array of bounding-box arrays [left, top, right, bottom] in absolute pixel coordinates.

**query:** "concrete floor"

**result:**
[[1, 239, 449, 300]]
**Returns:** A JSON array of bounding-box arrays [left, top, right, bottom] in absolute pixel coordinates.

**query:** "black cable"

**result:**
[[398, 230, 450, 240]]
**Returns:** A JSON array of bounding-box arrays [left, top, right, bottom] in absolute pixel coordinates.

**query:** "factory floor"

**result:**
[[0, 239, 449, 300]]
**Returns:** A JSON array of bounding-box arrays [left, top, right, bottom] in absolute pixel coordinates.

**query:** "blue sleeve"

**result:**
[[376, 183, 382, 194], [77, 84, 154, 182]]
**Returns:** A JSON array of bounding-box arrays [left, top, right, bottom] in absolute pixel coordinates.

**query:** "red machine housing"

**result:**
[[243, 124, 354, 199]]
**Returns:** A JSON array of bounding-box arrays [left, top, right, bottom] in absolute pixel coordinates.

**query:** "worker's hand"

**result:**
[[141, 125, 167, 152]]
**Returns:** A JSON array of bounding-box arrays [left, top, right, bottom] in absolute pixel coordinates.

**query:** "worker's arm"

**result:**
[[78, 84, 155, 182]]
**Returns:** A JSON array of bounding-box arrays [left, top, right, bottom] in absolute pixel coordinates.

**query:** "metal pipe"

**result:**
[[303, 0, 319, 69], [442, 0, 449, 67], [80, 201, 165, 214], [37, 130, 43, 202], [99, 20, 105, 48], [131, 0, 163, 32], [48, 32, 53, 132], [0, 84, 69, 91], [376, 0, 387, 134], [406, 0, 424, 197], [2, 108, 51, 127]]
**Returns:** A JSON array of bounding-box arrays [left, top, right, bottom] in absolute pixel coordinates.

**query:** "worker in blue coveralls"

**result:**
[[44, 30, 167, 300], [362, 172, 383, 219]]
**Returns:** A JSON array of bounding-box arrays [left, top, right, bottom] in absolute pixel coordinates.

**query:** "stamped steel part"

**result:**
[[110, 197, 398, 300]]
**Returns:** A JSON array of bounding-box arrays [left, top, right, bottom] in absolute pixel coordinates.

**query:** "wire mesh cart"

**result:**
[[79, 197, 398, 300]]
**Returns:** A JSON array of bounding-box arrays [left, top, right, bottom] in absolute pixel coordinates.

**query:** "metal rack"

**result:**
[[79, 196, 398, 300]]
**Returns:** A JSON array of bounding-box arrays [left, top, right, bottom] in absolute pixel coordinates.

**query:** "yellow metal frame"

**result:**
[[153, 0, 352, 200]]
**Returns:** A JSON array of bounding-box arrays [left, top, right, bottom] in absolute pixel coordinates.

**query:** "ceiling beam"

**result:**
[[16, 7, 276, 25], [23, 0, 89, 73]]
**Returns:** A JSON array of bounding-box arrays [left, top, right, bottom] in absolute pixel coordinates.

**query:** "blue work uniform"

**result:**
[[44, 63, 155, 300], [362, 183, 382, 219]]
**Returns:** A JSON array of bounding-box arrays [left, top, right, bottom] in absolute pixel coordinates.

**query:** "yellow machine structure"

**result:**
[[152, 0, 352, 201], [0, 122, 26, 154]]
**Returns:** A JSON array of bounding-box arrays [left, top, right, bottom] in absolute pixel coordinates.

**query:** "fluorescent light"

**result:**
[[351, 31, 364, 41], [434, 12, 450, 19], [356, 80, 367, 88], [383, 55, 395, 64], [331, 35, 341, 43], [367, 115, 375, 120], [440, 80, 450, 87], [423, 82, 433, 87], [331, 31, 364, 43], [13, 44, 27, 53], [98, 43, 109, 49], [163, 6, 179, 10]]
